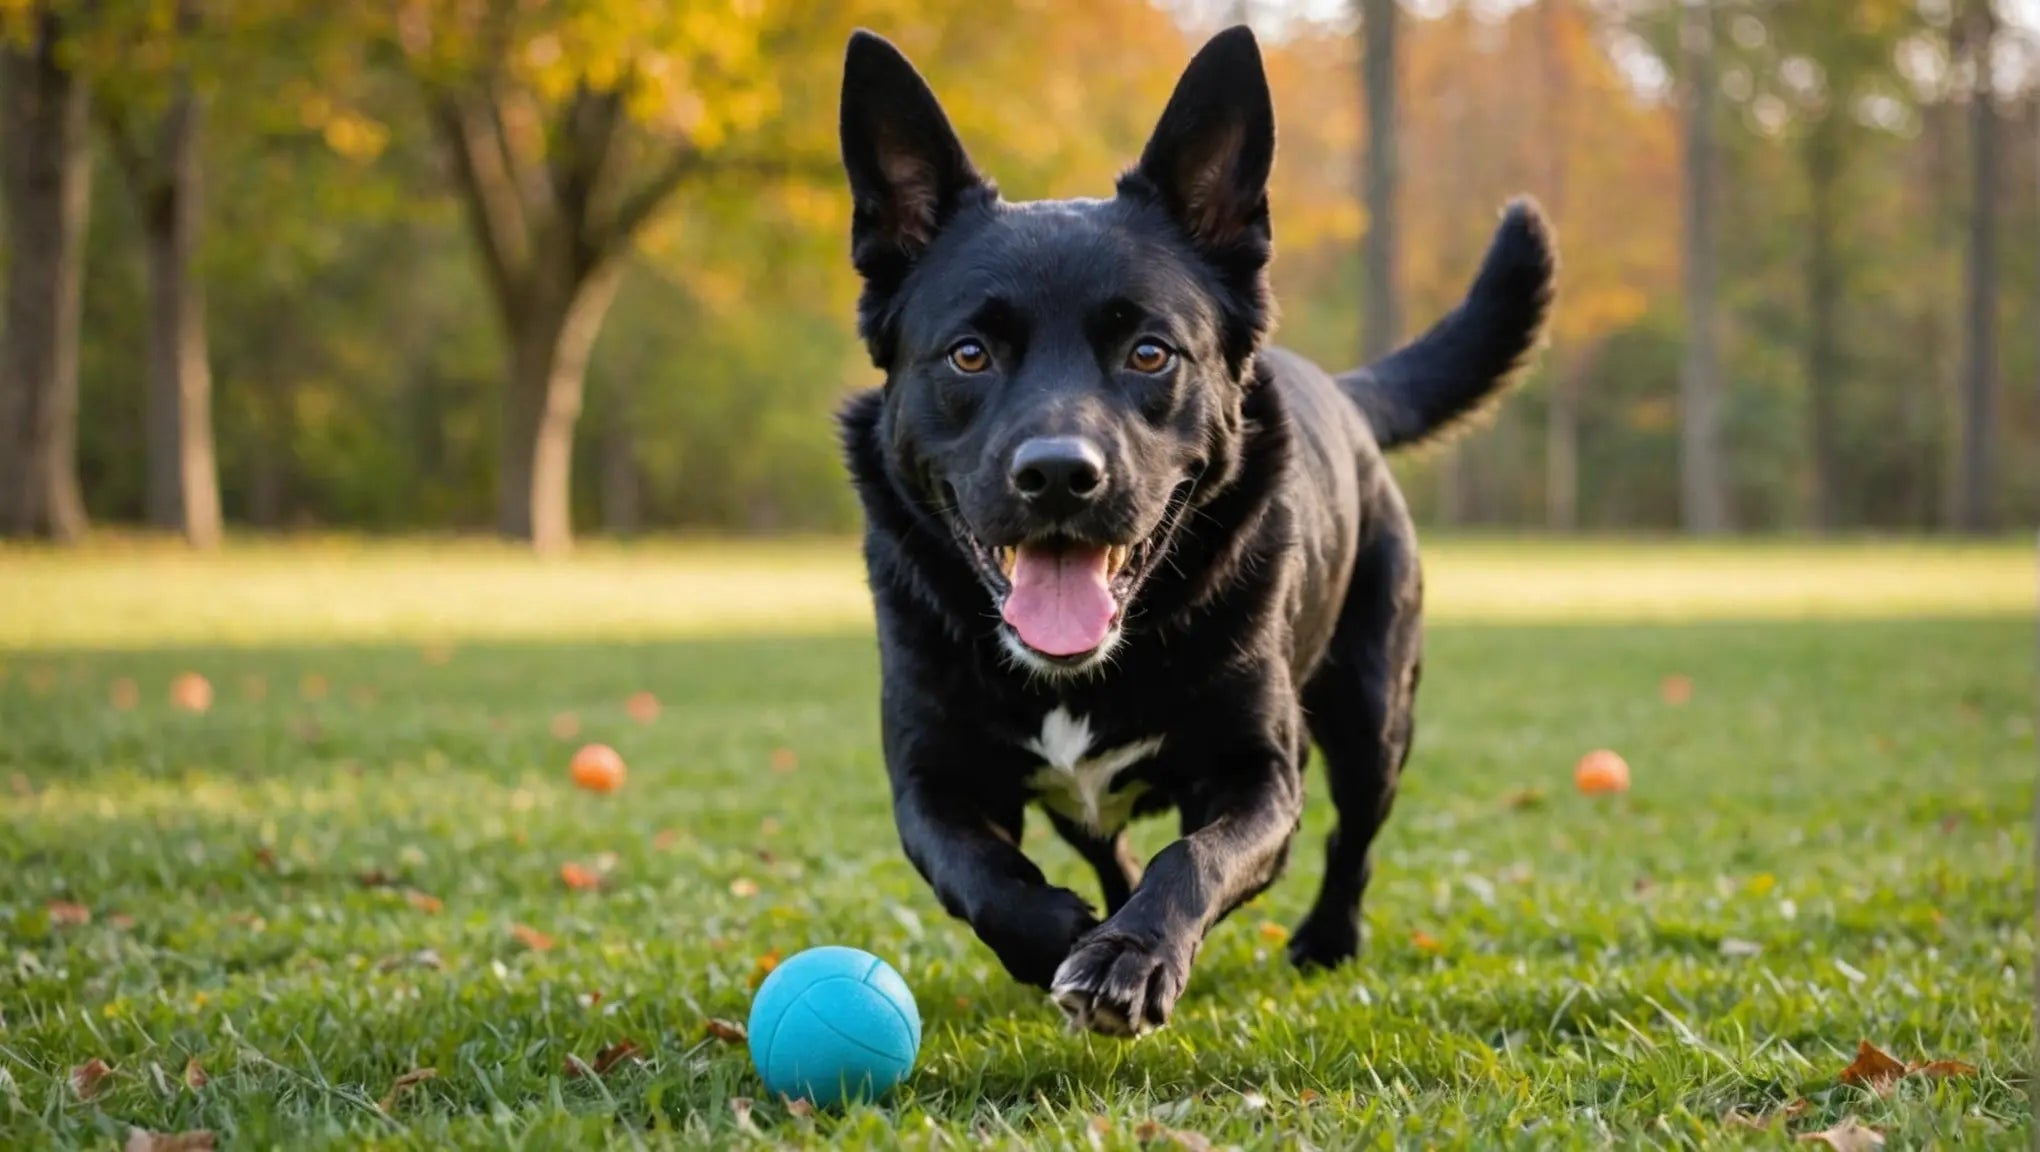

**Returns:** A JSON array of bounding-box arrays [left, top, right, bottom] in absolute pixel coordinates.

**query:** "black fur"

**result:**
[[836, 25, 1556, 1036]]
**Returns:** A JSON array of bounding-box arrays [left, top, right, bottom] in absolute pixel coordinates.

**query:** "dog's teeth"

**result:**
[[1107, 545, 1129, 577], [996, 547, 1016, 578]]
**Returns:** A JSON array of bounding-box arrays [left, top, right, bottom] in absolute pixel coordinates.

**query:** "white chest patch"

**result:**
[[1023, 707, 1163, 835]]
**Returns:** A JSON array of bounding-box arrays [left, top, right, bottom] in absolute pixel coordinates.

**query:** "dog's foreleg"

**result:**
[[1048, 739, 1304, 1036], [892, 779, 1101, 988]]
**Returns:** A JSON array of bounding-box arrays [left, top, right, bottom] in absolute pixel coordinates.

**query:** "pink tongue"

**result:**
[[1001, 544, 1117, 656]]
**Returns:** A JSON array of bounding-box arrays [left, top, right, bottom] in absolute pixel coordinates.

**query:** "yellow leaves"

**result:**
[[1837, 1040, 1979, 1096], [377, 1066, 436, 1113]]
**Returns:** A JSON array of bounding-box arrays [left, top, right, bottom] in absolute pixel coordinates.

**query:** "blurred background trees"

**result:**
[[0, 0, 2035, 546]]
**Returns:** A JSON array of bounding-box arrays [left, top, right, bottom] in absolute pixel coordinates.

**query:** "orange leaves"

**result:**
[[47, 899, 91, 926], [168, 672, 213, 713], [566, 1039, 642, 1078], [625, 691, 659, 724], [703, 1018, 747, 1044], [402, 888, 445, 914], [124, 1131, 216, 1152], [1725, 1098, 1810, 1131], [560, 862, 602, 891], [1659, 673, 1694, 705], [1838, 1040, 1978, 1096], [70, 1058, 112, 1099], [748, 949, 781, 991], [1796, 1118, 1885, 1151], [511, 922, 556, 952]]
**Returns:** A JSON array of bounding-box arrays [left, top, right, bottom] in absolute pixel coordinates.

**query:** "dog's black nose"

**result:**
[[1009, 436, 1106, 513]]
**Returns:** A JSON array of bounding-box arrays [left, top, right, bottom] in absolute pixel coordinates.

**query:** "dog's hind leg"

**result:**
[[1045, 809, 1143, 915], [1288, 520, 1422, 970]]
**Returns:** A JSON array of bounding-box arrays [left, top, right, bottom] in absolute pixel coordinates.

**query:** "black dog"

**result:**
[[836, 25, 1554, 1037]]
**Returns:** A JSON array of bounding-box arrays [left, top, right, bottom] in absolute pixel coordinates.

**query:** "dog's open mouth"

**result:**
[[985, 537, 1139, 658]]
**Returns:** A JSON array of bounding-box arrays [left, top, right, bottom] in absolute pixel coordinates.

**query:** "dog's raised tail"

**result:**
[[1338, 198, 1557, 452]]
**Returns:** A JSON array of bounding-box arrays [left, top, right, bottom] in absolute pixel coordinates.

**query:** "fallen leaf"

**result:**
[[47, 900, 91, 926], [731, 1096, 760, 1134], [1724, 1098, 1809, 1130], [107, 913, 136, 930], [169, 673, 213, 713], [729, 877, 759, 898], [550, 712, 581, 739], [784, 1096, 814, 1118], [420, 643, 454, 666], [9, 772, 30, 796], [299, 673, 329, 701], [357, 868, 394, 887], [626, 691, 660, 724], [1410, 930, 1442, 953], [1501, 787, 1547, 810], [770, 747, 798, 773], [253, 846, 278, 871], [350, 685, 378, 706], [403, 889, 444, 914], [748, 950, 782, 990], [124, 1130, 216, 1152], [704, 1018, 748, 1044], [1298, 1088, 1321, 1106], [1839, 1040, 1906, 1095], [511, 922, 556, 951], [1131, 1121, 1214, 1151], [1256, 921, 1289, 944], [377, 1066, 436, 1112], [182, 1057, 208, 1089], [1906, 1059, 1978, 1079], [1796, 1117, 1885, 1151], [759, 816, 781, 837], [109, 678, 140, 710], [954, 995, 971, 1010], [1938, 814, 1962, 834], [71, 1058, 112, 1099], [1659, 674, 1693, 705], [560, 862, 601, 891], [653, 828, 680, 850], [566, 1041, 642, 1078], [241, 675, 268, 702]]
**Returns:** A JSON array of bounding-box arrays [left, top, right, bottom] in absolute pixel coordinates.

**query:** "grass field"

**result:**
[[0, 539, 2032, 1149]]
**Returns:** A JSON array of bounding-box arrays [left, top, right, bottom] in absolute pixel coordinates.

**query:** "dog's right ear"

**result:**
[[840, 31, 987, 296]]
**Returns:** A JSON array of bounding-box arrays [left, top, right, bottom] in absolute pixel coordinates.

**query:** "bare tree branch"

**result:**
[[431, 91, 532, 325]]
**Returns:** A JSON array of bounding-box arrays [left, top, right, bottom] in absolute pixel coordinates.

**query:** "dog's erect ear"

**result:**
[[1128, 25, 1274, 255], [840, 30, 986, 287]]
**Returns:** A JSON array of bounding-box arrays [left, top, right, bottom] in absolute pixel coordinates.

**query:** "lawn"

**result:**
[[0, 538, 2031, 1149]]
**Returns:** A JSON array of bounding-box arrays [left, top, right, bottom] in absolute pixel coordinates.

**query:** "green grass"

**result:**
[[0, 540, 2032, 1148]]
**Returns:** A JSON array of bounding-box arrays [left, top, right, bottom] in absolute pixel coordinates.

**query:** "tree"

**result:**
[[1359, 0, 1401, 361], [1538, 0, 1576, 531], [1955, 0, 1998, 533], [393, 0, 787, 552], [1677, 0, 1729, 534], [0, 3, 91, 541]]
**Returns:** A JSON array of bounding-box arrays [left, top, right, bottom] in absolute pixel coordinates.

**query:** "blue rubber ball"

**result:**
[[746, 946, 920, 1108]]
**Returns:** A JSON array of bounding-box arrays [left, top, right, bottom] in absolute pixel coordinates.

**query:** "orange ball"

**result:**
[[169, 672, 213, 714], [570, 743, 627, 794], [1574, 748, 1630, 795]]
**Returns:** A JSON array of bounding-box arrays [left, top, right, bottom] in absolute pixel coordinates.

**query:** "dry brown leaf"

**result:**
[[1906, 1059, 1978, 1079], [759, 816, 781, 837], [1838, 1040, 1907, 1095], [1501, 787, 1547, 810], [1256, 921, 1289, 944], [749, 949, 782, 990], [1724, 1098, 1810, 1130], [403, 889, 445, 914], [704, 1018, 748, 1044], [357, 868, 394, 888], [420, 643, 455, 666], [550, 712, 581, 739], [1796, 1117, 1885, 1151], [729, 877, 759, 898], [107, 913, 136, 930], [377, 1066, 437, 1112], [589, 1039, 642, 1075], [1131, 1124, 1213, 1152], [730, 1096, 760, 1133], [182, 1057, 208, 1090], [626, 691, 660, 724], [253, 846, 279, 871], [300, 673, 329, 701], [511, 922, 556, 952], [560, 862, 601, 891], [653, 828, 680, 850], [784, 1096, 815, 1118], [71, 1057, 112, 1099], [47, 900, 91, 926], [1410, 930, 1442, 953], [109, 678, 140, 710], [125, 1130, 216, 1152], [770, 747, 798, 773], [1298, 1088, 1321, 1106]]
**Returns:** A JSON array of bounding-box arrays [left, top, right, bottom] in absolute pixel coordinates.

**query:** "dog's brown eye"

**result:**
[[1127, 341, 1174, 374], [948, 341, 991, 374]]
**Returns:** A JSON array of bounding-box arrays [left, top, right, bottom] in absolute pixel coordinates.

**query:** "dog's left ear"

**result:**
[[1127, 25, 1275, 257]]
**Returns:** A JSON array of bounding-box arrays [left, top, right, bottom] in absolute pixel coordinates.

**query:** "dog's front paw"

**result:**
[[983, 885, 1100, 990], [1049, 927, 1190, 1038], [1285, 910, 1360, 971]]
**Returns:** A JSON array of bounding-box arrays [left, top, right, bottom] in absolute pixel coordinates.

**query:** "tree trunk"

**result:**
[[1359, 0, 1400, 360], [1803, 118, 1844, 532], [496, 267, 621, 554], [0, 10, 92, 541], [138, 85, 222, 548], [1677, 0, 1730, 534], [1955, 0, 1998, 533], [1538, 0, 1575, 532]]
